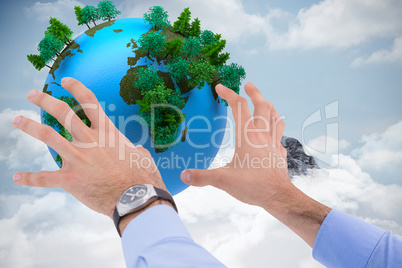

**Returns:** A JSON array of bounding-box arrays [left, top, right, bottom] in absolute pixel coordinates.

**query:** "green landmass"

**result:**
[[43, 84, 52, 95], [120, 66, 176, 105], [29, 4, 245, 156], [85, 20, 115, 37], [49, 40, 82, 79], [120, 26, 186, 106], [181, 126, 188, 142], [119, 6, 246, 153], [51, 82, 61, 87]]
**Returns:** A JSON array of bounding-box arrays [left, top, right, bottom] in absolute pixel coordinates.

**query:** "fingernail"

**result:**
[[13, 173, 21, 182], [181, 171, 191, 183], [13, 116, 23, 125], [28, 90, 38, 98], [62, 77, 71, 83]]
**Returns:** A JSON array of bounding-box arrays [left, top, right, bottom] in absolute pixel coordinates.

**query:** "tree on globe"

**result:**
[[143, 6, 170, 30], [97, 0, 121, 22], [26, 3, 246, 195]]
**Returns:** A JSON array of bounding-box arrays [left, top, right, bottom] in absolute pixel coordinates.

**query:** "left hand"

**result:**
[[13, 77, 168, 218]]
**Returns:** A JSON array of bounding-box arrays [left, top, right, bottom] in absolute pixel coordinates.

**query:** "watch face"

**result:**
[[120, 185, 148, 204]]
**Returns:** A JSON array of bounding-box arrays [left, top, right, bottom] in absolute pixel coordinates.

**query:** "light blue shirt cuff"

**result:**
[[313, 209, 386, 268], [121, 205, 193, 267]]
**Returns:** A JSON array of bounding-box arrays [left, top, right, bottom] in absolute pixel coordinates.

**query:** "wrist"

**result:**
[[262, 183, 331, 247], [118, 199, 175, 236]]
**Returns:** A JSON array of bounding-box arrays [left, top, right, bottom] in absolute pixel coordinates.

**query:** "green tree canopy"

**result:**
[[133, 66, 163, 91], [74, 6, 83, 25], [38, 35, 64, 64], [164, 38, 183, 58], [172, 7, 191, 36], [203, 34, 230, 66], [167, 89, 186, 110], [81, 5, 99, 26], [166, 57, 190, 83], [27, 54, 47, 70], [140, 84, 186, 152], [143, 6, 170, 30], [142, 82, 172, 104], [182, 36, 202, 60], [45, 17, 73, 45], [97, 0, 121, 21], [188, 59, 216, 89], [138, 32, 165, 58], [189, 18, 201, 37], [218, 63, 246, 95], [200, 30, 216, 46]]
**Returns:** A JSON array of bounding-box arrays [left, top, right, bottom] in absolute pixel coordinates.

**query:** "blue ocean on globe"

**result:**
[[42, 18, 227, 195]]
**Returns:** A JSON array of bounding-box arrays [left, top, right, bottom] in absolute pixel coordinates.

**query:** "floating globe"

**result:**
[[41, 18, 227, 195]]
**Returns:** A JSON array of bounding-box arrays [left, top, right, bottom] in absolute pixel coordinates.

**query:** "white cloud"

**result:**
[[0, 192, 124, 268], [306, 135, 350, 154], [120, 0, 283, 45], [0, 108, 57, 172], [270, 0, 402, 49], [118, 0, 402, 67], [352, 36, 402, 66], [176, 154, 402, 267], [1, 147, 401, 267], [304, 135, 350, 167], [24, 0, 85, 23], [352, 121, 402, 171]]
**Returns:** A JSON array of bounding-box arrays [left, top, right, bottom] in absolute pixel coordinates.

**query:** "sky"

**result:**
[[0, 0, 401, 267]]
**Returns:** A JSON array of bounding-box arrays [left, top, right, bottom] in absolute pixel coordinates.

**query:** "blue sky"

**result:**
[[0, 0, 401, 267]]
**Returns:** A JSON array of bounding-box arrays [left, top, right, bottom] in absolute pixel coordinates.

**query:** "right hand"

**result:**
[[180, 83, 292, 208]]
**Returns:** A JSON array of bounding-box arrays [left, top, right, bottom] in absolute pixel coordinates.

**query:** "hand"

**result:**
[[180, 83, 331, 247], [181, 82, 291, 207], [13, 77, 168, 219]]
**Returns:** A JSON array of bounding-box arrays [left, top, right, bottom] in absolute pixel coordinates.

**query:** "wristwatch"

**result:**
[[113, 184, 178, 236]]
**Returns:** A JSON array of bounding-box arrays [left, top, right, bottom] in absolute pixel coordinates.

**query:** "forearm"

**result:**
[[262, 182, 331, 247]]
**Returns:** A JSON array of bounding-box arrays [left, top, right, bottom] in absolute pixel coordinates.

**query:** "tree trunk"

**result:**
[[93, 19, 97, 26], [86, 23, 91, 29], [108, 14, 111, 21], [212, 78, 220, 84], [46, 65, 52, 69], [63, 34, 72, 46], [52, 58, 56, 62], [55, 50, 64, 59]]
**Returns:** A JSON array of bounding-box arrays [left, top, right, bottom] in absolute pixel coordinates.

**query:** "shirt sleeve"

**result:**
[[313, 209, 402, 268], [121, 204, 226, 268]]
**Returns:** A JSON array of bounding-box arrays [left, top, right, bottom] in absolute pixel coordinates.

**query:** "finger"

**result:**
[[244, 82, 272, 131], [181, 168, 226, 189], [136, 144, 152, 157], [216, 84, 254, 137], [271, 108, 285, 149], [27, 90, 90, 141], [280, 145, 288, 160], [61, 77, 103, 129], [13, 171, 63, 188], [13, 116, 76, 160]]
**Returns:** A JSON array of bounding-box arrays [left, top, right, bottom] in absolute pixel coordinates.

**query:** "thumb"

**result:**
[[180, 168, 224, 188]]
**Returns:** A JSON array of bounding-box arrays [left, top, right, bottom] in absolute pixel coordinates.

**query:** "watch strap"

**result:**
[[113, 186, 177, 236], [154, 187, 178, 212]]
